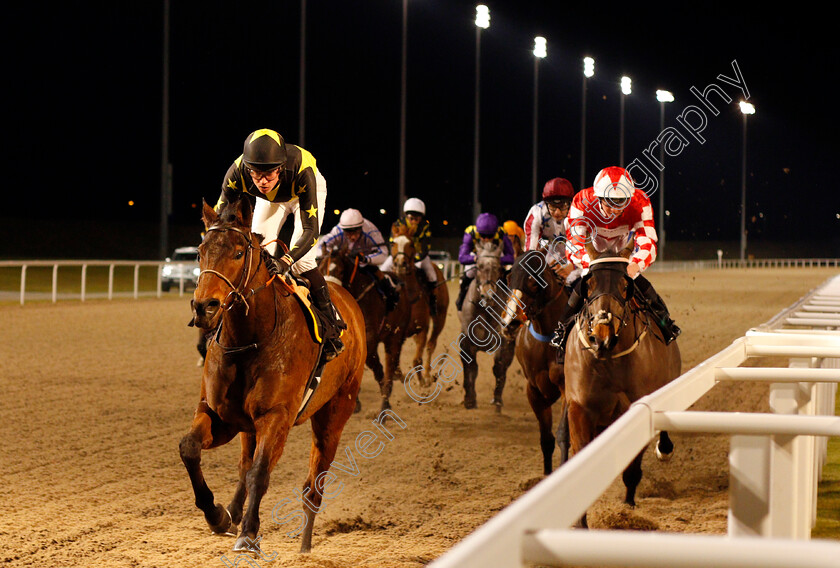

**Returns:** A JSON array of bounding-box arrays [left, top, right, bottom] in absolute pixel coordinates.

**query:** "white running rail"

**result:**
[[430, 273, 840, 568]]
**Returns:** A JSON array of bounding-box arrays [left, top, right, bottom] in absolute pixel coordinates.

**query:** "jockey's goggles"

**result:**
[[246, 166, 282, 181], [599, 197, 630, 209]]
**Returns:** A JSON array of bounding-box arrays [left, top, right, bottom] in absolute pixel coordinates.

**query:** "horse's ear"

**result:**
[[236, 197, 253, 229], [202, 200, 219, 229]]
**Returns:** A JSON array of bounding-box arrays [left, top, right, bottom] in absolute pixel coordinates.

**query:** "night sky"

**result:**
[[7, 1, 838, 253]]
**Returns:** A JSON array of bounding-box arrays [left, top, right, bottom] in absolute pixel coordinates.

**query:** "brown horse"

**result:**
[[389, 223, 449, 385], [318, 247, 412, 412], [504, 249, 571, 474], [564, 242, 680, 526], [180, 199, 366, 553]]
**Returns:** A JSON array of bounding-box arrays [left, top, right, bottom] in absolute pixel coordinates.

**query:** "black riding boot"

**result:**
[[549, 283, 585, 359], [366, 267, 400, 312], [634, 276, 681, 344], [303, 268, 347, 361], [455, 273, 474, 311], [311, 285, 347, 361]]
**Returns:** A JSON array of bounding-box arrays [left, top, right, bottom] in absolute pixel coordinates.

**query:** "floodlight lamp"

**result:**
[[621, 76, 632, 95], [739, 101, 755, 115], [533, 36, 547, 58], [475, 5, 490, 28], [656, 89, 674, 103], [583, 57, 594, 78]]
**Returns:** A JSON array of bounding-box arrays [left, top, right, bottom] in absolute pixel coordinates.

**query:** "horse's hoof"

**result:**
[[463, 398, 477, 409], [196, 356, 205, 367], [491, 398, 503, 411], [655, 441, 674, 462], [233, 534, 261, 553], [207, 504, 232, 535], [354, 398, 362, 414]]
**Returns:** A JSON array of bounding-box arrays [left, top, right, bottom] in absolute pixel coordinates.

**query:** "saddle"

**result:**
[[282, 273, 344, 346]]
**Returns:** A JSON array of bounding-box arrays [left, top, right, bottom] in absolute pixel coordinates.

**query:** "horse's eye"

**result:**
[[234, 250, 244, 260]]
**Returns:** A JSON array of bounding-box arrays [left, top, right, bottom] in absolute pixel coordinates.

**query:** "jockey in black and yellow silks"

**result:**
[[214, 128, 345, 361]]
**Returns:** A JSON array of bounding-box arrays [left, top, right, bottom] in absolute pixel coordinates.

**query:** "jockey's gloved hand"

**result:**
[[267, 254, 293, 276]]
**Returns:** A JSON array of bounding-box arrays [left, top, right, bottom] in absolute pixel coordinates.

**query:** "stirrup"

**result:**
[[549, 323, 567, 349], [323, 336, 345, 362], [662, 322, 681, 345]]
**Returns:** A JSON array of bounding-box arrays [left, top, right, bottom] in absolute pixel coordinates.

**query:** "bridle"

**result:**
[[198, 224, 266, 314], [197, 223, 280, 354], [576, 257, 646, 357]]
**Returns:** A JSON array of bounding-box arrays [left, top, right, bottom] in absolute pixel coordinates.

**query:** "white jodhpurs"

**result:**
[[251, 170, 327, 275]]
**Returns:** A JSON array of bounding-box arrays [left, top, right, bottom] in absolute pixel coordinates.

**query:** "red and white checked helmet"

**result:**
[[593, 166, 635, 200]]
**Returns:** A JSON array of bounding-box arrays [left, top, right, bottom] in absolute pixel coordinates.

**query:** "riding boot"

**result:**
[[635, 277, 681, 344], [370, 268, 400, 312], [550, 284, 585, 358], [426, 280, 440, 316], [455, 273, 474, 311], [310, 284, 347, 361]]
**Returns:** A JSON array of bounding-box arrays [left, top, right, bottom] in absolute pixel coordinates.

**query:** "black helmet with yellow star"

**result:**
[[242, 129, 287, 171]]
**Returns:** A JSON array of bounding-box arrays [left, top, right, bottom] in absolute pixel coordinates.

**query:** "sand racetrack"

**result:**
[[1, 268, 836, 567]]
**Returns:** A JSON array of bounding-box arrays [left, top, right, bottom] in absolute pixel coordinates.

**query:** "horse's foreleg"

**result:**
[[234, 410, 293, 553], [656, 430, 674, 461], [228, 432, 256, 526], [567, 401, 593, 528], [525, 383, 554, 475], [490, 340, 516, 410], [555, 398, 570, 465], [623, 449, 645, 507], [411, 327, 428, 381], [460, 345, 479, 409], [424, 315, 446, 384], [299, 380, 359, 553], [381, 336, 403, 411], [178, 403, 239, 534]]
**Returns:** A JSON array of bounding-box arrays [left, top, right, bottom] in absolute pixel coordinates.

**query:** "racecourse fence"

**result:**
[[2, 258, 837, 306], [430, 273, 840, 568]]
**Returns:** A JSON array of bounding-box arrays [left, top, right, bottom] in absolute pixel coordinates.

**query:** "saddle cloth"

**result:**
[[283, 274, 344, 345]]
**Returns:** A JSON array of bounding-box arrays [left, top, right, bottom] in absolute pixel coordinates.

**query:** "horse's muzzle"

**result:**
[[191, 297, 222, 329]]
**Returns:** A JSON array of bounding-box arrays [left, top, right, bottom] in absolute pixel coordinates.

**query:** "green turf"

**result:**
[[814, 386, 840, 539]]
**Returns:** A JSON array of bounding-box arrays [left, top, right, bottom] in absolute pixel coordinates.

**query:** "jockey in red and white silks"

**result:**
[[523, 177, 576, 251], [565, 167, 657, 277], [550, 166, 680, 353]]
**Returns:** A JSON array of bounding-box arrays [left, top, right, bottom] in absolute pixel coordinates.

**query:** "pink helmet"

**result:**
[[593, 167, 635, 200]]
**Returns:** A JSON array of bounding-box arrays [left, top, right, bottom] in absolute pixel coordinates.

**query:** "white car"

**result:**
[[161, 247, 200, 292]]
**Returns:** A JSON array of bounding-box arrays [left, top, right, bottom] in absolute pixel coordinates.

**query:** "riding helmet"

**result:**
[[242, 128, 287, 171], [339, 209, 364, 230], [475, 212, 499, 237], [542, 178, 575, 203], [403, 197, 426, 216], [593, 166, 636, 200]]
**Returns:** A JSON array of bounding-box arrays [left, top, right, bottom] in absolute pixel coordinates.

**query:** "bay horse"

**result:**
[[456, 239, 516, 410], [503, 248, 571, 473], [564, 241, 680, 526], [318, 247, 412, 412], [180, 199, 366, 553], [389, 223, 449, 386]]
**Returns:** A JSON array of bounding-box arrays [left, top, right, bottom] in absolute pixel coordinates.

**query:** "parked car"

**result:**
[[161, 246, 200, 291]]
